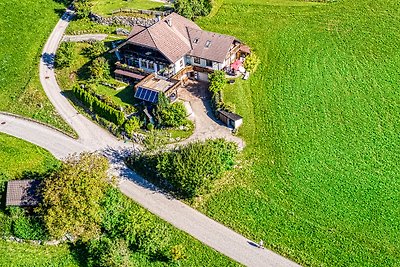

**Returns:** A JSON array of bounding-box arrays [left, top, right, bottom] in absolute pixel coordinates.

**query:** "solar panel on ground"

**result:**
[[134, 87, 159, 103]]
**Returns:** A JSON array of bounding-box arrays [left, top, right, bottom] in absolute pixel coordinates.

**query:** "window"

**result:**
[[149, 62, 154, 70], [193, 38, 199, 44], [206, 60, 213, 67], [194, 57, 200, 64], [180, 59, 184, 67], [205, 40, 211, 48]]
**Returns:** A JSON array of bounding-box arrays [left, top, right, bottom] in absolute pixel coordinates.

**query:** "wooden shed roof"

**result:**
[[6, 180, 40, 207]]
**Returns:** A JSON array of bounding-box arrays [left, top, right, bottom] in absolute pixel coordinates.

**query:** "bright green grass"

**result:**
[[0, 0, 74, 135], [91, 0, 166, 16], [194, 0, 400, 266], [0, 133, 59, 180]]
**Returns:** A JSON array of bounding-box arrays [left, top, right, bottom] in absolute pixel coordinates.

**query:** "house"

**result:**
[[112, 12, 251, 83], [5, 180, 40, 207]]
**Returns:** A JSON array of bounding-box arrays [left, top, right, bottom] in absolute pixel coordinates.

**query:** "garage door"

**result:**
[[197, 72, 209, 82]]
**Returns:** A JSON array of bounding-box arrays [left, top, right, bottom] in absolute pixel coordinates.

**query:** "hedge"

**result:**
[[72, 85, 125, 126]]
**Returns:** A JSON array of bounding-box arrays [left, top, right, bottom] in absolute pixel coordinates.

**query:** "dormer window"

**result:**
[[193, 38, 199, 44], [205, 40, 211, 48]]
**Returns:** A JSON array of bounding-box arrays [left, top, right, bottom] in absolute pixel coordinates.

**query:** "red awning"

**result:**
[[231, 60, 242, 71], [114, 69, 145, 80]]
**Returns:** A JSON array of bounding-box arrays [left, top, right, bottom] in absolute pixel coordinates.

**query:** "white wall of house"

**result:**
[[173, 57, 186, 74]]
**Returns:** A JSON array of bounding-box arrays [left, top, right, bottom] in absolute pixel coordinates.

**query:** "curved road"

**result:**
[[0, 8, 300, 267]]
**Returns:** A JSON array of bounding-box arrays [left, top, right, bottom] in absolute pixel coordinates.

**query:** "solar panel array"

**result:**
[[134, 87, 159, 103]]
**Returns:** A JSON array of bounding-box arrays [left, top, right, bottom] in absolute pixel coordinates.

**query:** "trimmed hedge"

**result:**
[[72, 84, 125, 126]]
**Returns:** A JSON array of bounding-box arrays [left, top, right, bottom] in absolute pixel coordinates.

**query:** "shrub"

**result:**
[[128, 139, 237, 198], [55, 42, 75, 68], [244, 53, 260, 73], [156, 102, 187, 128], [0, 212, 12, 237], [88, 237, 131, 267], [170, 244, 186, 261], [8, 207, 47, 240], [89, 57, 110, 80], [208, 70, 226, 94], [124, 117, 142, 138], [147, 123, 154, 131], [74, 0, 92, 19], [174, 0, 212, 20], [72, 84, 126, 126]]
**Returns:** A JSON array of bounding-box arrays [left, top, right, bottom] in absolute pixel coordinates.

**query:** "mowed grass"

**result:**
[[195, 0, 400, 265], [91, 0, 166, 16], [0, 0, 74, 135]]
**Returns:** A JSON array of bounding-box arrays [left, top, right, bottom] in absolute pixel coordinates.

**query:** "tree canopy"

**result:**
[[39, 153, 110, 241]]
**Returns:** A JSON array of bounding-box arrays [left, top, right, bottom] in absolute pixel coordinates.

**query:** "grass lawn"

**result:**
[[0, 0, 74, 135], [192, 0, 400, 266], [55, 42, 135, 107], [91, 0, 167, 16]]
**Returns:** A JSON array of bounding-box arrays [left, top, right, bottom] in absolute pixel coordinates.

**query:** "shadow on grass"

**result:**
[[68, 241, 90, 267]]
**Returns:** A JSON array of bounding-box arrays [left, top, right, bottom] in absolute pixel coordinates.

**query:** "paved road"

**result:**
[[62, 34, 108, 42], [0, 8, 301, 267]]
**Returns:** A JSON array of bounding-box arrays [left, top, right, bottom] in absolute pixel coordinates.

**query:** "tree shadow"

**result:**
[[68, 241, 90, 267]]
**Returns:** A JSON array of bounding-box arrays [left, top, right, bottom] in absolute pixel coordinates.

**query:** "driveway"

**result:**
[[178, 80, 245, 149]]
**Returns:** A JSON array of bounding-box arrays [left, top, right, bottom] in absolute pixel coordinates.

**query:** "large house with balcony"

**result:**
[[112, 12, 250, 83]]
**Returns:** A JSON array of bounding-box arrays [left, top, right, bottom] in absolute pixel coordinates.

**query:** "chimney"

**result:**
[[167, 17, 172, 27]]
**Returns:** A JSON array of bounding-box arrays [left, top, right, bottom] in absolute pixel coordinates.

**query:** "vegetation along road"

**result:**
[[0, 7, 299, 267]]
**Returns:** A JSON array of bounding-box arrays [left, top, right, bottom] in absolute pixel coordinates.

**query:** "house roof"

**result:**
[[6, 180, 40, 206], [188, 28, 235, 63], [125, 13, 201, 63], [122, 13, 238, 63]]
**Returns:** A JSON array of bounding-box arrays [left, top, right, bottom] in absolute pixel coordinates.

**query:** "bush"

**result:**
[[74, 0, 92, 19], [55, 42, 75, 68], [129, 139, 238, 198], [124, 117, 142, 138], [147, 123, 154, 131], [174, 0, 212, 20], [170, 244, 186, 261], [244, 53, 260, 73], [8, 207, 47, 240], [88, 237, 131, 267], [72, 84, 126, 126], [0, 212, 12, 236], [156, 102, 187, 128], [208, 70, 226, 94], [89, 57, 110, 80]]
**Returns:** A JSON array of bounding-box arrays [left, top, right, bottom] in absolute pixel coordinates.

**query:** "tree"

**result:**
[[55, 42, 75, 68], [74, 0, 92, 19], [155, 94, 187, 128], [84, 41, 107, 59], [124, 117, 142, 138], [39, 153, 109, 241], [89, 57, 110, 80]]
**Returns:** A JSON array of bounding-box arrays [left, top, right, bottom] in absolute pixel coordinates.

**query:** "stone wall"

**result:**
[[89, 12, 163, 28]]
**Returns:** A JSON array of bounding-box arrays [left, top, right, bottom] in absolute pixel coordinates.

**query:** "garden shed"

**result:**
[[5, 180, 40, 207], [217, 110, 243, 129]]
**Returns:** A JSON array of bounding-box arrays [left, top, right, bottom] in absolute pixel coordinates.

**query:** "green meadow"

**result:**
[[195, 0, 400, 265], [0, 0, 73, 134]]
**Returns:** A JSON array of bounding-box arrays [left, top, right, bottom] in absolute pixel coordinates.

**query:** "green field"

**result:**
[[91, 0, 167, 16], [193, 0, 400, 265], [0, 0, 73, 135]]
